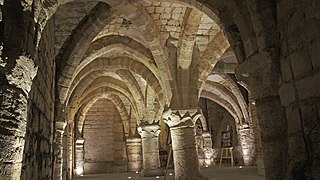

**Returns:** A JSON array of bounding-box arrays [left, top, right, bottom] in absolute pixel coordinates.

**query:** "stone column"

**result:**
[[138, 124, 164, 177], [0, 56, 38, 179], [163, 109, 208, 180], [66, 124, 74, 179], [202, 132, 214, 167], [54, 122, 67, 180], [238, 125, 255, 166], [74, 138, 85, 176], [249, 94, 264, 175], [236, 49, 287, 179], [126, 135, 142, 172]]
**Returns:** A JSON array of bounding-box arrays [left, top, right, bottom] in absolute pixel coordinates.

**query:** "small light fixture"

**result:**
[[169, 173, 173, 176], [156, 176, 160, 178], [252, 102, 255, 105], [135, 171, 139, 174], [128, 176, 132, 179], [205, 165, 208, 168], [239, 166, 243, 169]]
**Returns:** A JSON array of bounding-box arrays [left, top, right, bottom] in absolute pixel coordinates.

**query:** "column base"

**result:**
[[141, 168, 164, 177]]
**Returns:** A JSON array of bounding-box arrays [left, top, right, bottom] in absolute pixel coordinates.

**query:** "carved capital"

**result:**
[[162, 108, 201, 129], [55, 121, 67, 133], [6, 56, 38, 96], [138, 124, 160, 139], [76, 138, 85, 145], [202, 132, 211, 139]]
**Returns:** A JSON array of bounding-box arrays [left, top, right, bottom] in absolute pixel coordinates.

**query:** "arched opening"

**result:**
[[81, 99, 127, 174], [1, 0, 319, 180]]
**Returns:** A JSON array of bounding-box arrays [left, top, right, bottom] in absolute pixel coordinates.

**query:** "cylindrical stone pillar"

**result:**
[[163, 109, 208, 180], [74, 138, 85, 176], [66, 124, 74, 179], [202, 132, 214, 166], [138, 124, 164, 177], [171, 126, 208, 180], [126, 136, 142, 172], [235, 53, 287, 179], [238, 126, 255, 166], [0, 56, 37, 179], [54, 128, 65, 180]]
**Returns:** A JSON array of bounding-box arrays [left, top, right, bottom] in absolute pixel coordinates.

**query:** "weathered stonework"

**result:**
[[163, 109, 208, 180], [195, 131, 214, 167], [83, 99, 127, 174], [236, 49, 287, 179], [0, 56, 37, 179], [126, 136, 142, 172], [74, 138, 84, 176], [54, 121, 67, 180], [0, 1, 319, 179], [138, 123, 164, 177]]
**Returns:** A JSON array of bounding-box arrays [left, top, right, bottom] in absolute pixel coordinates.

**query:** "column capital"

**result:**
[[76, 138, 85, 145], [138, 123, 160, 139], [55, 121, 67, 133], [162, 108, 201, 129], [202, 132, 211, 138], [5, 55, 38, 95]]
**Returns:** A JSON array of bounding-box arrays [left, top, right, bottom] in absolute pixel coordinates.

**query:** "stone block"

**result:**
[[308, 40, 320, 68], [295, 71, 320, 100], [155, 7, 164, 14], [279, 82, 296, 106], [285, 104, 302, 134], [290, 51, 312, 79], [255, 98, 286, 142], [280, 57, 293, 82], [299, 101, 320, 137]]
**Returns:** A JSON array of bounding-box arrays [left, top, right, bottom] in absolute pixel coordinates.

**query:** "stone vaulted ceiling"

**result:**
[[50, 0, 246, 133]]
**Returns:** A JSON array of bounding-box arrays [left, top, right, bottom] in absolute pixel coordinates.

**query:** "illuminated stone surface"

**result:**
[[0, 1, 319, 180]]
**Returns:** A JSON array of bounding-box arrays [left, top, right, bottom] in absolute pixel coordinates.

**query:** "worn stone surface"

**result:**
[[83, 99, 126, 174], [126, 137, 142, 172], [0, 0, 319, 180], [138, 124, 164, 177], [163, 109, 208, 180]]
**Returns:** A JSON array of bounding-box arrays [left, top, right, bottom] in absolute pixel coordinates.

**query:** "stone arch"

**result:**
[[74, 82, 138, 115], [68, 72, 144, 117], [75, 94, 132, 136], [54, 2, 115, 102], [198, 114, 208, 132], [214, 73, 249, 122], [65, 39, 160, 103], [224, 0, 258, 59], [68, 86, 138, 125], [200, 91, 240, 124], [71, 57, 165, 106], [203, 81, 244, 123], [198, 31, 230, 84], [42, 1, 171, 105], [75, 36, 156, 81], [177, 8, 203, 69]]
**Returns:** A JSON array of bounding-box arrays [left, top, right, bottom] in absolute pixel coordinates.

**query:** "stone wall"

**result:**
[[21, 17, 56, 179], [83, 99, 127, 174], [277, 1, 320, 178]]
